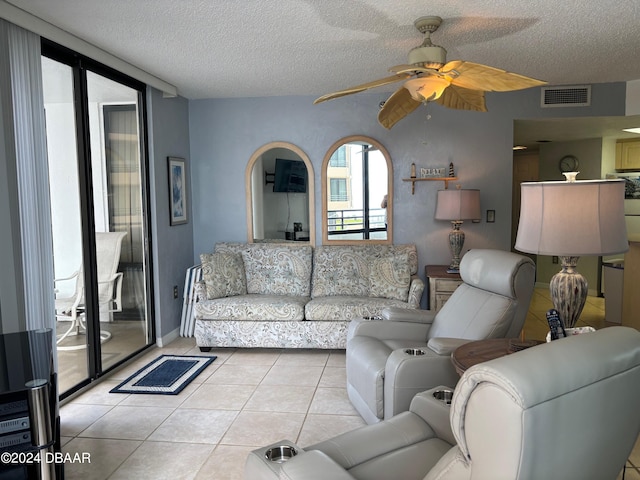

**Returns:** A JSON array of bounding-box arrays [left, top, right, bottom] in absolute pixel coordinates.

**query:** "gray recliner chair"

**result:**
[[246, 326, 640, 480], [346, 249, 535, 424]]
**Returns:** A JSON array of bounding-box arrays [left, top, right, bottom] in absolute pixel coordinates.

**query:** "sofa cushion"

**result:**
[[305, 296, 415, 321], [311, 247, 371, 297], [215, 242, 312, 296], [369, 252, 411, 302], [194, 294, 309, 321], [200, 252, 247, 299], [311, 245, 417, 298]]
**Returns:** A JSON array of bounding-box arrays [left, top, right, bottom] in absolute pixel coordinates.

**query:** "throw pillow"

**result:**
[[200, 252, 247, 299], [369, 253, 411, 302]]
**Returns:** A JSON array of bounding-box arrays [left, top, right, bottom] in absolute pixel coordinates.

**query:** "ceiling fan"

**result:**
[[314, 16, 547, 129]]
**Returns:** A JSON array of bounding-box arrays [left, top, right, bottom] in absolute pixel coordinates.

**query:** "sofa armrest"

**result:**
[[426, 338, 472, 355], [410, 389, 456, 446], [407, 276, 425, 308], [382, 307, 436, 324], [280, 451, 356, 480]]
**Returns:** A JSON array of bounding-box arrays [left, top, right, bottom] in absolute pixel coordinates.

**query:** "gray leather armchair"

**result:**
[[346, 249, 535, 424], [246, 326, 640, 480]]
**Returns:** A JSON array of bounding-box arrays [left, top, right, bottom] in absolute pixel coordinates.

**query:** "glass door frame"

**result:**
[[42, 39, 156, 397]]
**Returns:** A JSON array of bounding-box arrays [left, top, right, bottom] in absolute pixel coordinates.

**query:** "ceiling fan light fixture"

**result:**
[[404, 76, 450, 102]]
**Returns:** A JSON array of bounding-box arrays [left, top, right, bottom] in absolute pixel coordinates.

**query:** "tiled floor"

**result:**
[[58, 288, 640, 479], [60, 345, 364, 479]]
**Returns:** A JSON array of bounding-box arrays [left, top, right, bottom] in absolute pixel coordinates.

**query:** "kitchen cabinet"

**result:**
[[615, 140, 640, 170]]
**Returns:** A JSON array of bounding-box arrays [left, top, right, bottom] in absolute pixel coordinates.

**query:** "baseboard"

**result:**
[[157, 327, 180, 348]]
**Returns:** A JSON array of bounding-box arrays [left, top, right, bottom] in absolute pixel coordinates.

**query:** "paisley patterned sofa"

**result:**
[[193, 242, 424, 349]]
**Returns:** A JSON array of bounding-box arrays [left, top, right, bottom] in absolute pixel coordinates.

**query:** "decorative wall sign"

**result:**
[[420, 166, 447, 178]]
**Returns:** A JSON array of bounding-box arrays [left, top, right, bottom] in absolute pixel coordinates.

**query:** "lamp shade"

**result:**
[[515, 179, 628, 256], [404, 77, 451, 102], [435, 189, 481, 221]]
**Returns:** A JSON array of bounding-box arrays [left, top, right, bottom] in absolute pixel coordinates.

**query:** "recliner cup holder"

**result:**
[[433, 389, 453, 405], [404, 348, 426, 355], [265, 445, 298, 463]]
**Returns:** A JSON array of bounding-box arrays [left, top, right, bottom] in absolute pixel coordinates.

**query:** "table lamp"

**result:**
[[515, 175, 628, 328], [435, 187, 481, 273]]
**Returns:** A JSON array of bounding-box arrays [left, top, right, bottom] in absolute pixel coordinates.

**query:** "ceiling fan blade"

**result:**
[[377, 87, 422, 129], [442, 60, 547, 92], [434, 85, 487, 112], [314, 74, 410, 104]]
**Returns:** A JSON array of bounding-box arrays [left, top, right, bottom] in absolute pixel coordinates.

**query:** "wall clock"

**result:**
[[559, 155, 579, 173]]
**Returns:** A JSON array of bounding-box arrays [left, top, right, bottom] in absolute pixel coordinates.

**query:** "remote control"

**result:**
[[546, 309, 567, 340]]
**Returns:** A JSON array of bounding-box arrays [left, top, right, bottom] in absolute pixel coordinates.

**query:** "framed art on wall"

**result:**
[[168, 156, 188, 225]]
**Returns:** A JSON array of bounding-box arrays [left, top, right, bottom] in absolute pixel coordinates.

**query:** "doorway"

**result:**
[[42, 43, 155, 397]]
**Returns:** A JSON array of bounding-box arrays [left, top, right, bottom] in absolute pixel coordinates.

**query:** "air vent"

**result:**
[[541, 86, 591, 108]]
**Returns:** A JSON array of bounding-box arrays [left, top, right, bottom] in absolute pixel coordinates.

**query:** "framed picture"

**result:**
[[168, 157, 188, 225]]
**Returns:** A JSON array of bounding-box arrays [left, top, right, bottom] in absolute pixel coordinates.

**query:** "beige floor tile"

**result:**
[[225, 349, 282, 366], [106, 351, 163, 381], [309, 387, 359, 415], [243, 385, 315, 413], [149, 408, 238, 444], [326, 351, 346, 367], [274, 350, 329, 366], [59, 403, 113, 437], [184, 347, 236, 363], [260, 365, 324, 386], [108, 441, 214, 480], [62, 437, 141, 480], [221, 411, 305, 446], [79, 405, 174, 440], [205, 364, 270, 385], [60, 436, 73, 447], [181, 383, 256, 410], [319, 366, 347, 387], [69, 379, 129, 406], [195, 444, 256, 480], [297, 414, 366, 446]]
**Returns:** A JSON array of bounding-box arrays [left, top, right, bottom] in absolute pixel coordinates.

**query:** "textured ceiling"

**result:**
[[6, 0, 640, 100]]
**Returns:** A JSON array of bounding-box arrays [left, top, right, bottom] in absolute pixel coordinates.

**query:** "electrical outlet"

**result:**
[[173, 285, 179, 299], [552, 256, 559, 264]]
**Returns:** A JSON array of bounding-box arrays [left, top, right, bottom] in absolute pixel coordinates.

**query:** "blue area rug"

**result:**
[[110, 354, 216, 395]]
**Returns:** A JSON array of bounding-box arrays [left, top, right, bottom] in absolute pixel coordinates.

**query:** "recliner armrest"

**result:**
[[348, 318, 431, 342], [382, 307, 436, 324], [427, 338, 472, 355], [280, 451, 356, 480], [410, 389, 456, 446]]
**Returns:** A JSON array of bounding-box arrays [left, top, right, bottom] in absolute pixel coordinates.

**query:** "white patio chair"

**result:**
[[54, 231, 127, 350]]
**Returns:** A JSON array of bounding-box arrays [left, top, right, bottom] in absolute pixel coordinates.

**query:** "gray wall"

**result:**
[[148, 88, 192, 341], [188, 83, 626, 295]]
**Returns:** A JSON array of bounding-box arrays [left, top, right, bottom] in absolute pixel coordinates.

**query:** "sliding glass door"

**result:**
[[42, 43, 154, 396]]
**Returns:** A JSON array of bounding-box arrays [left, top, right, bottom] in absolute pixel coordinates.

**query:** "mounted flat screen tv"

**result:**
[[273, 158, 307, 193]]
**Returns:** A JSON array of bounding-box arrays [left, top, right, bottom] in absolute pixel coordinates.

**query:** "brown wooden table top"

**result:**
[[451, 338, 543, 376]]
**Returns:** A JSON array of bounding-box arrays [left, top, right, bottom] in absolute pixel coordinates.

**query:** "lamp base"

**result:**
[[549, 256, 588, 328], [447, 221, 464, 273]]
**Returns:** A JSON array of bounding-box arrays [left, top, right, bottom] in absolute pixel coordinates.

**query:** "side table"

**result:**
[[425, 265, 462, 312], [451, 338, 542, 376]]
